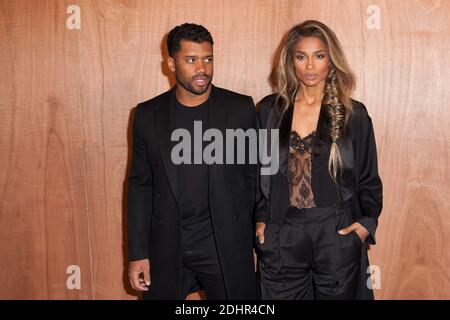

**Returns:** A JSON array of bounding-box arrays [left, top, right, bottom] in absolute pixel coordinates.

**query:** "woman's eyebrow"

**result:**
[[295, 50, 327, 54]]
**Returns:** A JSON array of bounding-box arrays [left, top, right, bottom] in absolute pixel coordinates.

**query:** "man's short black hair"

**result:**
[[167, 23, 214, 57]]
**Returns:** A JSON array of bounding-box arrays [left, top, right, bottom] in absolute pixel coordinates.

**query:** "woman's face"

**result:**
[[293, 36, 330, 88]]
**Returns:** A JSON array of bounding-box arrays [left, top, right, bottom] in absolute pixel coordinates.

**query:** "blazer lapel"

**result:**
[[155, 87, 180, 208], [278, 101, 331, 177], [278, 102, 294, 177], [207, 85, 226, 205], [260, 98, 332, 202], [208, 85, 226, 126], [260, 98, 280, 200], [265, 99, 356, 205], [313, 102, 332, 157]]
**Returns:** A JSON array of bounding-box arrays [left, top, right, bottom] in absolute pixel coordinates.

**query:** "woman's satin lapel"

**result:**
[[278, 103, 294, 177], [313, 102, 332, 157], [313, 104, 357, 203], [278, 102, 332, 177], [272, 100, 356, 203], [260, 102, 282, 199], [336, 125, 356, 202]]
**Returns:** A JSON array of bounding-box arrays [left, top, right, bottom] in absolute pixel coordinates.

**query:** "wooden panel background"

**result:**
[[0, 0, 449, 299]]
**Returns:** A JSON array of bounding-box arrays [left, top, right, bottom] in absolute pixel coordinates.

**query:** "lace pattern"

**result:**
[[288, 130, 316, 209]]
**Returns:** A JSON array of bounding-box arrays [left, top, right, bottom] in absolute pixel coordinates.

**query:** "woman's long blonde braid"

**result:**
[[324, 67, 346, 183]]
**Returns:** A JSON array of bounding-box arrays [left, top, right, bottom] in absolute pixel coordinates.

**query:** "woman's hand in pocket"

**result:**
[[256, 222, 267, 244], [338, 222, 369, 242]]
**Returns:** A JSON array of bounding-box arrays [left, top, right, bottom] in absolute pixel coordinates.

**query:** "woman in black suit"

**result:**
[[255, 20, 383, 299]]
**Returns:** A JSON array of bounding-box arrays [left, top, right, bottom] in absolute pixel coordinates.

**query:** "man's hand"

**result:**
[[128, 259, 151, 292], [338, 222, 369, 242], [256, 222, 266, 244]]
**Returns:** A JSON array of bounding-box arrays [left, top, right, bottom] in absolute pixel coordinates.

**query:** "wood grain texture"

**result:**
[[0, 0, 448, 299]]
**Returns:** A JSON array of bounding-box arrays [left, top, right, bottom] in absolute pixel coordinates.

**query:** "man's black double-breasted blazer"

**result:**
[[127, 85, 258, 299]]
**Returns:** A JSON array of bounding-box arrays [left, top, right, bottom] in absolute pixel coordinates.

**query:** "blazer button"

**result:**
[[227, 186, 232, 191], [233, 215, 239, 220]]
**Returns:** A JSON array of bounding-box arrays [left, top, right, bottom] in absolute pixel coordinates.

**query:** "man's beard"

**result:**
[[176, 72, 212, 96]]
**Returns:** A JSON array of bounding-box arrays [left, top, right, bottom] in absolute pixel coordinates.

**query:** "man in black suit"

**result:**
[[127, 23, 258, 299]]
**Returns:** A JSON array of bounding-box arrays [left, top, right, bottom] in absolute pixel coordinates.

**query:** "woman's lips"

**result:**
[[304, 74, 317, 80]]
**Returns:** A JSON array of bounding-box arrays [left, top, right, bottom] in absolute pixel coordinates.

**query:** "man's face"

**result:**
[[168, 40, 213, 95]]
